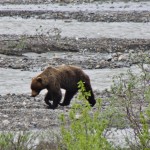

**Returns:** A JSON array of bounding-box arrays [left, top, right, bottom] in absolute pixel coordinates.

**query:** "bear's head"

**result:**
[[31, 76, 45, 97]]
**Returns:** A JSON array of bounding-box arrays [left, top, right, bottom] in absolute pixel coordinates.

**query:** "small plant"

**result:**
[[110, 53, 150, 149], [35, 26, 62, 45], [60, 81, 113, 150], [15, 35, 27, 50], [0, 132, 14, 150], [0, 131, 38, 150]]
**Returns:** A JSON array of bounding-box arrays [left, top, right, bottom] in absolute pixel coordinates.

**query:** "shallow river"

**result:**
[[0, 17, 149, 39], [0, 65, 140, 95], [0, 2, 150, 12]]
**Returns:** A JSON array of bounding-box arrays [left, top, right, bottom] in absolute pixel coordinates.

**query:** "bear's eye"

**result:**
[[36, 77, 42, 83]]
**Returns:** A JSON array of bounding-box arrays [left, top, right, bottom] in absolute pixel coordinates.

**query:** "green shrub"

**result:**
[[110, 60, 150, 149], [0, 131, 36, 150], [60, 52, 150, 150], [60, 81, 113, 150]]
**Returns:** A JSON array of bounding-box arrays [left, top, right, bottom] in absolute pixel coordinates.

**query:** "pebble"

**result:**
[[75, 113, 81, 120], [3, 115, 8, 118], [112, 53, 118, 57], [118, 54, 127, 61], [3, 119, 10, 125], [95, 60, 109, 69], [23, 101, 26, 106]]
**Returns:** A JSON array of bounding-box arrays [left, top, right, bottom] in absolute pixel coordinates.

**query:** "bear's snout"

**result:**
[[31, 90, 39, 97]]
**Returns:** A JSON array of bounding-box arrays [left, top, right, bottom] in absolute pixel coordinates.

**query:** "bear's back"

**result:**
[[56, 65, 90, 90]]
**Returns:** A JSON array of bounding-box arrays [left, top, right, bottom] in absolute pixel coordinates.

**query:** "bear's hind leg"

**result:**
[[59, 90, 77, 106], [85, 84, 96, 107]]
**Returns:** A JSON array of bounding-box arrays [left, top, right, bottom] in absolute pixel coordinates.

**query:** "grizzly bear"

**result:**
[[31, 65, 96, 109]]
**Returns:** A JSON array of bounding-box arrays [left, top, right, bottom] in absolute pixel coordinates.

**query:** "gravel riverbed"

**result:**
[[0, 0, 150, 136]]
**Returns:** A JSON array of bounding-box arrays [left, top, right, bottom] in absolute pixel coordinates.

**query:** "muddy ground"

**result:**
[[0, 1, 150, 131]]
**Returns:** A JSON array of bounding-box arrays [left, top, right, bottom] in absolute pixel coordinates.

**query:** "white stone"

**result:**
[[3, 120, 10, 125]]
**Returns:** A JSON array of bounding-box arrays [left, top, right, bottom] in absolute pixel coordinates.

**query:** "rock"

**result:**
[[23, 101, 26, 106], [3, 120, 10, 125], [118, 54, 127, 61], [3, 115, 8, 118], [106, 55, 112, 62], [129, 50, 134, 54], [75, 113, 81, 120], [117, 52, 123, 56], [112, 57, 118, 62], [30, 122, 37, 128], [95, 64, 100, 69], [143, 64, 150, 72], [112, 53, 118, 58], [96, 60, 109, 69]]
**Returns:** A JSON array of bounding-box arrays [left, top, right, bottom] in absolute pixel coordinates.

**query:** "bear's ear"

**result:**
[[36, 77, 42, 83]]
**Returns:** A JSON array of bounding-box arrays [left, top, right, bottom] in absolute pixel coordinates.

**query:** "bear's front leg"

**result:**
[[48, 89, 62, 109], [44, 92, 52, 107]]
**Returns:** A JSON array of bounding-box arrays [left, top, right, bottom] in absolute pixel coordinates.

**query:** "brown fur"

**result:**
[[31, 65, 96, 109]]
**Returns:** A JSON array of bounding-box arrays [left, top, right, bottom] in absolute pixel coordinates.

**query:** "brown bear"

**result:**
[[31, 65, 96, 109]]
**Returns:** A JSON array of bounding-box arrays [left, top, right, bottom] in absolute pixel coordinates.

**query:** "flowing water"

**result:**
[[0, 17, 150, 39], [0, 2, 150, 12], [0, 65, 140, 95]]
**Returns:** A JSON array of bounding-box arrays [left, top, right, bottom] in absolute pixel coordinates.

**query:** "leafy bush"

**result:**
[[0, 131, 37, 150], [60, 81, 113, 150], [60, 52, 150, 150], [110, 56, 150, 149]]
